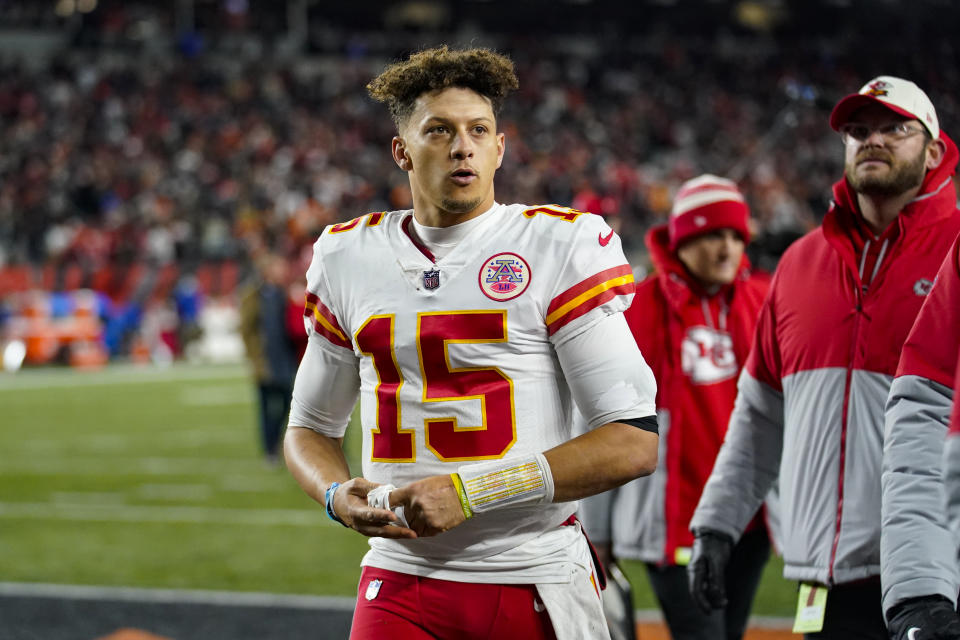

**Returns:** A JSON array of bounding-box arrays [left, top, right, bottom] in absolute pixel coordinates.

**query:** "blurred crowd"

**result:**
[[2, 16, 960, 366]]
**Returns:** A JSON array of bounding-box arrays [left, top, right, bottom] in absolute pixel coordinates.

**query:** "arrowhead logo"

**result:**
[[913, 278, 934, 296], [598, 230, 615, 246]]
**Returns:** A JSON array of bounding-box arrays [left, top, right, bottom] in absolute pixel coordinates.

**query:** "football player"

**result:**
[[283, 46, 659, 640]]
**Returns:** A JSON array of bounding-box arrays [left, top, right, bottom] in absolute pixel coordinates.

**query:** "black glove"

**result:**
[[886, 595, 960, 640], [687, 527, 734, 614]]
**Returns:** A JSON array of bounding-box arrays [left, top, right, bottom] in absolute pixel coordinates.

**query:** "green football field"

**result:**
[[0, 362, 796, 616]]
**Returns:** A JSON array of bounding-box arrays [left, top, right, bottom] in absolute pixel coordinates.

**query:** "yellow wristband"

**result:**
[[450, 473, 473, 519]]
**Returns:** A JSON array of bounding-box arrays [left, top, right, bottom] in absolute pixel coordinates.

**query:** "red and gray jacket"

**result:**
[[943, 349, 960, 582], [692, 133, 960, 586], [884, 231, 960, 613], [579, 225, 769, 565]]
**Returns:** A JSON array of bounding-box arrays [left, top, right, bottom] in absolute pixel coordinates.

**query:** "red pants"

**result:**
[[350, 566, 558, 640]]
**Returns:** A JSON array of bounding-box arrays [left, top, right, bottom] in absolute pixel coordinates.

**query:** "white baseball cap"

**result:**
[[830, 75, 939, 139]]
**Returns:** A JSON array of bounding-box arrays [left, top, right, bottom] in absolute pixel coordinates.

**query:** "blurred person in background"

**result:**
[[282, 46, 659, 640], [688, 76, 960, 639], [239, 252, 300, 466], [579, 175, 772, 640]]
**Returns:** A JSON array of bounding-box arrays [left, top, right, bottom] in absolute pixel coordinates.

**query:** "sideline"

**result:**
[[0, 362, 248, 391], [0, 501, 327, 526], [0, 581, 792, 629], [0, 582, 355, 610]]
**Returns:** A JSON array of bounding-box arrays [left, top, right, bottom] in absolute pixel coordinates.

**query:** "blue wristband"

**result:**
[[324, 482, 348, 527]]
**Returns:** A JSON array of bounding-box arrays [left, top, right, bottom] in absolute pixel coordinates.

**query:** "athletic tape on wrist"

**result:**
[[456, 453, 554, 513], [366, 484, 409, 528]]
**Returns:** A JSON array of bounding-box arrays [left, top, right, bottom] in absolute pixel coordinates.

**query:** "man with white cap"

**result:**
[[688, 75, 960, 639], [579, 174, 773, 640]]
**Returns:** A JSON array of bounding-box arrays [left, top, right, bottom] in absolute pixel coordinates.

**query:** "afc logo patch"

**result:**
[[479, 252, 531, 301], [681, 326, 738, 384]]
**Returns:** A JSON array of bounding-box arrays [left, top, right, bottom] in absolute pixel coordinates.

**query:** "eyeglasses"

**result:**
[[839, 122, 926, 145]]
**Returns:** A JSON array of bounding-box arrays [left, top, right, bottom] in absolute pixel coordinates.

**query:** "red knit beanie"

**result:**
[[668, 174, 751, 251]]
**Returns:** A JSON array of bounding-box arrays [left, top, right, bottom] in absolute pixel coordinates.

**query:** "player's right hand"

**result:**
[[334, 477, 417, 539], [687, 527, 734, 614]]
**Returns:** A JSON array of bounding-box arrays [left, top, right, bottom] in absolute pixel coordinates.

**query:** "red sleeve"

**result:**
[[623, 277, 666, 382], [287, 294, 308, 361], [732, 274, 771, 367], [897, 237, 960, 388]]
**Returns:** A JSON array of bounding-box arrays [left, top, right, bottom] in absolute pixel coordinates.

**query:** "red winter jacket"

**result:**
[[693, 133, 960, 587], [578, 224, 769, 565], [884, 229, 960, 612], [945, 339, 960, 579]]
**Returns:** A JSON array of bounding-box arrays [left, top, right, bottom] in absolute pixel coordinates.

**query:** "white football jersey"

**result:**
[[303, 202, 645, 579]]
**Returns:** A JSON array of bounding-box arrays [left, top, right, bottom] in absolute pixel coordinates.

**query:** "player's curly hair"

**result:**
[[367, 46, 519, 129]]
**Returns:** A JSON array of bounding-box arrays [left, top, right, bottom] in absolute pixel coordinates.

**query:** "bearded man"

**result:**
[[688, 76, 960, 639]]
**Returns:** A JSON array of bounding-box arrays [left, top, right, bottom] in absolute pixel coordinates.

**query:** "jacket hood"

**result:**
[[830, 130, 959, 231], [644, 224, 752, 310]]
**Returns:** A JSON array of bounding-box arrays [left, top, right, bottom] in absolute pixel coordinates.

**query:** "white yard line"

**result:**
[[0, 456, 259, 475], [50, 491, 127, 504], [179, 385, 251, 406], [0, 582, 357, 610], [136, 483, 214, 501], [747, 615, 794, 629], [219, 475, 288, 493], [11, 428, 237, 453], [0, 501, 326, 527], [0, 363, 249, 391]]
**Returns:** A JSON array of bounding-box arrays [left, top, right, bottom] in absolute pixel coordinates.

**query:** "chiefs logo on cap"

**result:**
[[864, 80, 891, 97]]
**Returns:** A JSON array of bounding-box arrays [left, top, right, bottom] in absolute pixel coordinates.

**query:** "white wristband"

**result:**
[[457, 453, 555, 514], [366, 484, 409, 528]]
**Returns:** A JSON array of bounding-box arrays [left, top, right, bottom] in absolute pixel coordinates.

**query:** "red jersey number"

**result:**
[[419, 311, 516, 461], [356, 311, 516, 463]]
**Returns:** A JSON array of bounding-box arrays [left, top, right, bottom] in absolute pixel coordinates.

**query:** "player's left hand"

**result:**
[[390, 475, 467, 537], [886, 595, 960, 639]]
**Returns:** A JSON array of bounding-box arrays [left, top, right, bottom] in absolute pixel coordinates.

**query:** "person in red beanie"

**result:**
[[689, 75, 960, 639], [579, 174, 773, 640]]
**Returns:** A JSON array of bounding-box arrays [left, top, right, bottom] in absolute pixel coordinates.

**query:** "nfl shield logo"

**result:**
[[365, 579, 382, 600], [423, 269, 440, 290]]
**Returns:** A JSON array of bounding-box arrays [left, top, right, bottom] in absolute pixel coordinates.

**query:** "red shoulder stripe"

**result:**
[[546, 264, 635, 336], [304, 291, 352, 349]]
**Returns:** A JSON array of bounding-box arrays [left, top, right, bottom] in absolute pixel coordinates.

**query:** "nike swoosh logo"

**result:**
[[908, 627, 921, 640], [599, 230, 615, 246]]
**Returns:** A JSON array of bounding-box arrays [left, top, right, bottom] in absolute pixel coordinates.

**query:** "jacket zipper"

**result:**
[[827, 273, 863, 584]]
